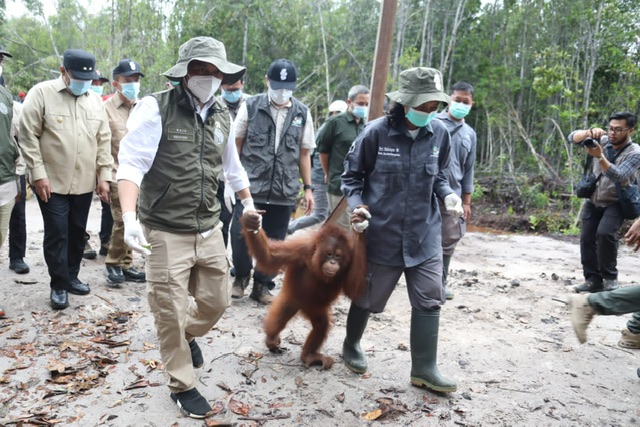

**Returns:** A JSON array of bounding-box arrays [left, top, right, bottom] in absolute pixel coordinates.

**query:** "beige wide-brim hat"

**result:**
[[164, 36, 246, 85], [386, 67, 450, 108]]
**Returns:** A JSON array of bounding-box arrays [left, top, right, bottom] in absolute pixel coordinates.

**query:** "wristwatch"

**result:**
[[303, 184, 314, 192]]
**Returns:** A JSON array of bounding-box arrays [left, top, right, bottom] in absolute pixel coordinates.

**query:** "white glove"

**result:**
[[351, 206, 371, 233], [241, 198, 261, 232], [123, 211, 151, 255], [444, 193, 464, 217], [223, 184, 236, 213]]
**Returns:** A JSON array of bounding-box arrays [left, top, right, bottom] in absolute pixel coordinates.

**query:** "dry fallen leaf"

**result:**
[[124, 379, 151, 390], [210, 400, 225, 415], [362, 408, 382, 420], [228, 398, 250, 416], [205, 420, 233, 427], [336, 392, 345, 403]]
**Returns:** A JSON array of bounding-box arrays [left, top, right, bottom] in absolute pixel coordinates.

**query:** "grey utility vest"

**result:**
[[241, 93, 307, 205], [138, 86, 230, 232]]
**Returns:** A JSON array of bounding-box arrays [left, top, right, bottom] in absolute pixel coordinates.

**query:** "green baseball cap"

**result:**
[[386, 67, 450, 108], [164, 37, 246, 85]]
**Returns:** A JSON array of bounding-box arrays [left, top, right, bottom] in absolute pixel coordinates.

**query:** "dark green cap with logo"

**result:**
[[386, 67, 450, 108]]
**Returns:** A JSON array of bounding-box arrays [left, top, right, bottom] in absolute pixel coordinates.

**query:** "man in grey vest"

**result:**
[[116, 37, 257, 419], [230, 58, 315, 304]]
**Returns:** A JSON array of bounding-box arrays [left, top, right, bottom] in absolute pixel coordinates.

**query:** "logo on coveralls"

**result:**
[[0, 102, 7, 115], [431, 145, 440, 158]]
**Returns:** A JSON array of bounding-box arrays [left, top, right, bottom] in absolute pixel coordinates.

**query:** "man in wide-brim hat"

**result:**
[[116, 36, 257, 419], [341, 67, 463, 394]]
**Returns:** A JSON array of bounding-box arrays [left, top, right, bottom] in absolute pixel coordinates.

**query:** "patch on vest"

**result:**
[[0, 102, 7, 115], [167, 126, 191, 142], [214, 122, 224, 145], [292, 114, 303, 127]]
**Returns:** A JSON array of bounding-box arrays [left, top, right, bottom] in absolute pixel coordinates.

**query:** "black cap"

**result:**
[[113, 59, 145, 78], [63, 49, 98, 80], [0, 46, 12, 58], [94, 70, 109, 83], [267, 59, 297, 91]]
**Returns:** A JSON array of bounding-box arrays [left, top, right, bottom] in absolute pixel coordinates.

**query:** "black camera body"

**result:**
[[582, 137, 598, 148]]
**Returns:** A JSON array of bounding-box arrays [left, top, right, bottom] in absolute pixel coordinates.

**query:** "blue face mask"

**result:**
[[170, 80, 180, 86], [68, 77, 92, 96], [89, 85, 104, 96], [449, 102, 471, 120], [352, 105, 368, 119], [406, 108, 437, 128], [120, 82, 140, 100], [222, 89, 242, 103]]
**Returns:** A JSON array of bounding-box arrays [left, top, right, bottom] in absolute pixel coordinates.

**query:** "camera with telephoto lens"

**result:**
[[582, 137, 598, 148]]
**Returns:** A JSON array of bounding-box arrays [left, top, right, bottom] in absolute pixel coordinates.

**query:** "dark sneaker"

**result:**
[[170, 388, 211, 419], [9, 258, 30, 274], [249, 281, 275, 304], [231, 276, 250, 299], [574, 280, 603, 293], [603, 279, 620, 291], [83, 243, 97, 260], [123, 267, 146, 282], [189, 339, 204, 368], [106, 266, 125, 285]]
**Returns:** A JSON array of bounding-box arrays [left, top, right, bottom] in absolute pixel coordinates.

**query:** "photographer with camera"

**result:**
[[569, 112, 640, 296]]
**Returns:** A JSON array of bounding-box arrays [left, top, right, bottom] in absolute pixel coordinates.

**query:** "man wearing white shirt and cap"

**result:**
[[116, 36, 256, 419]]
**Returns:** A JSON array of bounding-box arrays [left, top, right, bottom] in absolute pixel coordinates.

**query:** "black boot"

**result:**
[[410, 308, 457, 393], [342, 303, 370, 373], [443, 254, 453, 300]]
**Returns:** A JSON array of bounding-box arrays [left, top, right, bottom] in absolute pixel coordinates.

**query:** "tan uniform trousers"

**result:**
[[105, 182, 133, 268], [143, 221, 230, 392], [0, 198, 16, 247]]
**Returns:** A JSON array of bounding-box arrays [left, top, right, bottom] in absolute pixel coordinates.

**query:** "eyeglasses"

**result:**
[[608, 127, 630, 134]]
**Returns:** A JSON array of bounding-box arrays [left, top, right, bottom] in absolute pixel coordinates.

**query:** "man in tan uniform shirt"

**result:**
[[19, 49, 113, 310], [103, 59, 146, 286]]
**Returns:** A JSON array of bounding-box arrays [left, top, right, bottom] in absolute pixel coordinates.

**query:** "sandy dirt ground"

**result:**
[[1, 197, 639, 427]]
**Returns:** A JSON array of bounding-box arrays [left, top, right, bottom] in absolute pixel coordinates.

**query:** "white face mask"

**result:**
[[187, 75, 222, 103], [269, 88, 292, 105]]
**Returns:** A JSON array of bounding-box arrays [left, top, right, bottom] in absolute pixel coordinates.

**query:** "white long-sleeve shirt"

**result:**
[[116, 93, 250, 193]]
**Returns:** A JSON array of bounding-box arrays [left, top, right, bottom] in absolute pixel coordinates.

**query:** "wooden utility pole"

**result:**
[[368, 0, 398, 121]]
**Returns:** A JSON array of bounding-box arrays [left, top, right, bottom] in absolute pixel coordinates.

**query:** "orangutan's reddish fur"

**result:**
[[242, 221, 366, 369]]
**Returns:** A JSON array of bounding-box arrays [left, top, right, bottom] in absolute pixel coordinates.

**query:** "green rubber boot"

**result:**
[[410, 308, 457, 393], [342, 303, 370, 374], [443, 254, 454, 300]]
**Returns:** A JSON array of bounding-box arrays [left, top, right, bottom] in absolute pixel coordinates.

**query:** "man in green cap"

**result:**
[[116, 36, 256, 419], [341, 67, 463, 393]]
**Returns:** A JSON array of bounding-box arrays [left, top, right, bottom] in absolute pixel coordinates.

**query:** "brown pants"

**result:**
[[143, 222, 230, 392], [105, 182, 133, 268]]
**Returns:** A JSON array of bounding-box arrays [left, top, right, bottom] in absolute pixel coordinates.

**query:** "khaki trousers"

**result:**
[[105, 182, 133, 268], [143, 222, 230, 392], [0, 198, 16, 247]]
